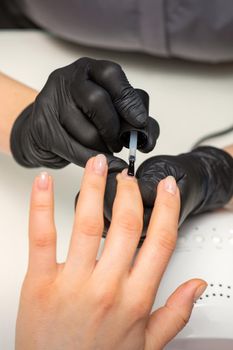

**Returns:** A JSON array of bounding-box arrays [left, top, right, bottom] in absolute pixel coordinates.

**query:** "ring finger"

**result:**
[[95, 170, 143, 282]]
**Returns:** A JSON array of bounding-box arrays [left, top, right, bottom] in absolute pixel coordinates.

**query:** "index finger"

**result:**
[[130, 176, 180, 298]]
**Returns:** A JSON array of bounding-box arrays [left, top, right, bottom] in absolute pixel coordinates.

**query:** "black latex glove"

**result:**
[[103, 146, 233, 247], [10, 57, 156, 171]]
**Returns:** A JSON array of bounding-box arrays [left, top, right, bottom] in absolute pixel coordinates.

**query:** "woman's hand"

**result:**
[[16, 154, 207, 350]]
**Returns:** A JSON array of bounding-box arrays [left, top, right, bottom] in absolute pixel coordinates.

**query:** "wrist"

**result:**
[[191, 146, 233, 214], [0, 72, 38, 154], [10, 104, 38, 167], [192, 126, 233, 152], [10, 103, 70, 169], [224, 144, 233, 158]]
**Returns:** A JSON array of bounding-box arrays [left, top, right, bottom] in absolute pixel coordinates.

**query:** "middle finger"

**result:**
[[95, 169, 143, 280]]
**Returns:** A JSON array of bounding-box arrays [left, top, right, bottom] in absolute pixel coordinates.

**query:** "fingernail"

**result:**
[[37, 172, 49, 190], [194, 283, 208, 302], [93, 154, 107, 175], [119, 168, 136, 181], [164, 176, 177, 195]]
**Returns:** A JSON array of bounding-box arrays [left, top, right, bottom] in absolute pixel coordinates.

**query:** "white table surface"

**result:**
[[0, 30, 233, 349]]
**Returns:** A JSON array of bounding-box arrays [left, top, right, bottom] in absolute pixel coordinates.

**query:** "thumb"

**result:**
[[145, 279, 207, 350]]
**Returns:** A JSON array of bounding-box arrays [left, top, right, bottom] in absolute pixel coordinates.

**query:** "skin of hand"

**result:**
[[16, 154, 207, 350], [10, 57, 157, 172], [103, 145, 233, 246], [224, 144, 233, 157], [0, 72, 37, 154]]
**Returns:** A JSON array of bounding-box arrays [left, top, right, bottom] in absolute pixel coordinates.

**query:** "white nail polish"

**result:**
[[37, 172, 49, 190], [164, 176, 177, 195], [93, 154, 107, 175]]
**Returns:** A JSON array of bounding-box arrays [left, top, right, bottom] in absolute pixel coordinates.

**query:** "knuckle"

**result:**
[[34, 285, 51, 304], [119, 179, 137, 190], [31, 202, 51, 212], [82, 127, 100, 145], [76, 56, 92, 67], [33, 285, 57, 311], [159, 198, 178, 212], [117, 210, 142, 235], [114, 86, 137, 109], [78, 216, 103, 237], [157, 229, 177, 253], [94, 288, 116, 312], [86, 179, 103, 193], [87, 89, 108, 109], [101, 61, 122, 79], [48, 67, 62, 79], [22, 277, 55, 306], [128, 299, 150, 320], [117, 180, 140, 198], [166, 303, 190, 329], [33, 234, 56, 249]]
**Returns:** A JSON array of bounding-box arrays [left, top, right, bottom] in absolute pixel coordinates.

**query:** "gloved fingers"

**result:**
[[145, 279, 207, 350], [103, 216, 110, 239], [137, 178, 158, 207], [102, 169, 127, 241], [60, 98, 110, 153], [88, 59, 148, 127], [51, 129, 99, 167], [103, 156, 128, 223], [139, 207, 152, 246], [107, 157, 128, 174], [138, 117, 160, 153], [136, 156, 181, 207], [49, 121, 126, 169], [103, 172, 119, 223], [71, 77, 122, 153]]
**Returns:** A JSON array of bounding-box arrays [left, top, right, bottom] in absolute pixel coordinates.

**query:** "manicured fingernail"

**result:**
[[37, 172, 49, 190], [194, 283, 208, 302], [119, 168, 136, 181], [93, 154, 107, 175], [164, 176, 177, 195]]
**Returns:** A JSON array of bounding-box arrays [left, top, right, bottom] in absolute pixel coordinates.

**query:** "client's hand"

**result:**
[[16, 154, 207, 350]]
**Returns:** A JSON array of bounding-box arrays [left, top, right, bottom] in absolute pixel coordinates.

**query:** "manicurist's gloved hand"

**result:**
[[10, 57, 156, 171], [104, 146, 233, 247]]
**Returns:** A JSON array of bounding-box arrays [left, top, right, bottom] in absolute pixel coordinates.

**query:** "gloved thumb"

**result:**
[[107, 154, 128, 174]]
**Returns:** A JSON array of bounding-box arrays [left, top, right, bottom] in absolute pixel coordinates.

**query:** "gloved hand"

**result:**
[[10, 57, 156, 171], [103, 146, 233, 247]]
